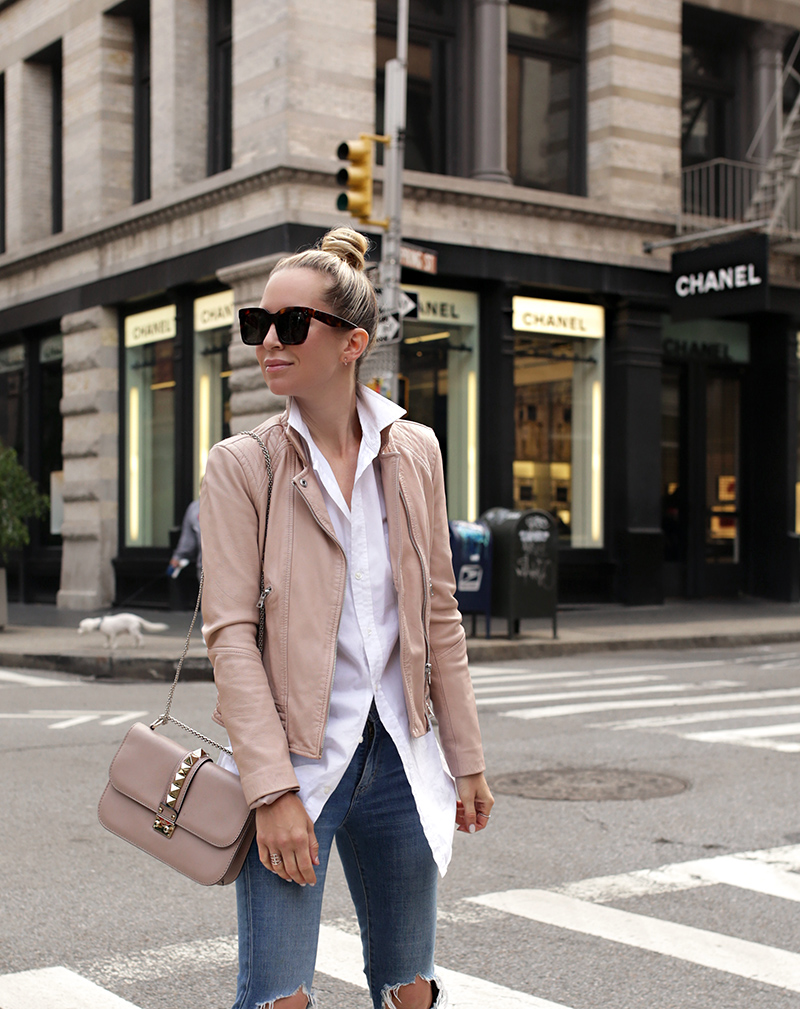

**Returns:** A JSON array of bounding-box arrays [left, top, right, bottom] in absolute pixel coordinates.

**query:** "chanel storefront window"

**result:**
[[512, 297, 604, 547], [123, 305, 176, 547], [193, 291, 232, 497]]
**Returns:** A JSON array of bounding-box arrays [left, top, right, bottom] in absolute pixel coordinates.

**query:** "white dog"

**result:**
[[78, 613, 169, 649]]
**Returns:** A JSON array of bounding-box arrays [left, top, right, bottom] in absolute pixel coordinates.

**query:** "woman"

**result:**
[[200, 227, 493, 1009]]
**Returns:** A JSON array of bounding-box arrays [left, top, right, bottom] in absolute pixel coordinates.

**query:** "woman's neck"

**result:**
[[295, 386, 361, 462]]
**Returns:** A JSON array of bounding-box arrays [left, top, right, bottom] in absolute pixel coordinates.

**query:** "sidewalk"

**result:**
[[2, 596, 800, 679]]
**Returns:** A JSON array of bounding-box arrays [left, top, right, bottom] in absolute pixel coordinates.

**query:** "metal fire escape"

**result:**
[[745, 36, 800, 237], [645, 36, 800, 252]]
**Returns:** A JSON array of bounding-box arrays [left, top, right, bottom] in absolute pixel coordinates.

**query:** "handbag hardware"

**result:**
[[98, 431, 274, 885]]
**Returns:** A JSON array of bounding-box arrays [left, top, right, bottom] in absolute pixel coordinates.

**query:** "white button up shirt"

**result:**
[[221, 386, 457, 875]]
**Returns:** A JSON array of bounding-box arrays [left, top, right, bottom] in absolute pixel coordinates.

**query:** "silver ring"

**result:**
[[269, 853, 283, 866], [477, 811, 491, 818]]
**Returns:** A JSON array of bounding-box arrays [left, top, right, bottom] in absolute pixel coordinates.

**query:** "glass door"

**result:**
[[704, 371, 740, 592]]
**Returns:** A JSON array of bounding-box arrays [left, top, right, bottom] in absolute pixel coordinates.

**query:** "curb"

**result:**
[[3, 627, 800, 680]]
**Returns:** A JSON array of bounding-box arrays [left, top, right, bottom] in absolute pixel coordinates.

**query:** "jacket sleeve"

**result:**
[[425, 434, 487, 778], [199, 440, 300, 807]]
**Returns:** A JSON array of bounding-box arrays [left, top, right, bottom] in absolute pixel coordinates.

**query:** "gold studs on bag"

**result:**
[[152, 748, 207, 838]]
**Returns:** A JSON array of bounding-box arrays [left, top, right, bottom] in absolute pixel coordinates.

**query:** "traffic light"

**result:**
[[336, 136, 374, 222]]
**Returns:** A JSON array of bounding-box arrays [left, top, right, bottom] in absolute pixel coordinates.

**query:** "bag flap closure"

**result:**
[[108, 722, 251, 848]]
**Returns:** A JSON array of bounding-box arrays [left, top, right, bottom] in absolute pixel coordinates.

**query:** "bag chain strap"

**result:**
[[151, 432, 274, 756]]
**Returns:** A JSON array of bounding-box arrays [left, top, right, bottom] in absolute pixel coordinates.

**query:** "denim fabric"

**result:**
[[232, 706, 441, 1009]]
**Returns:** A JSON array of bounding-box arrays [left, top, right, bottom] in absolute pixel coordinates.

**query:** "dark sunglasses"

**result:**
[[239, 306, 356, 346]]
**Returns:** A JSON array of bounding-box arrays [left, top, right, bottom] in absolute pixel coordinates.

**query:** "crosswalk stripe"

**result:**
[[472, 674, 664, 695], [0, 966, 142, 1008], [468, 889, 800, 991], [552, 845, 800, 904], [72, 925, 558, 1009], [316, 925, 572, 1009], [502, 685, 800, 719], [479, 679, 738, 708], [0, 670, 79, 687], [599, 702, 800, 730], [682, 728, 800, 752]]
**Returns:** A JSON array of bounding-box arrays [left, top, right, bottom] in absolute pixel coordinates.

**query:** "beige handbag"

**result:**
[[98, 433, 273, 886]]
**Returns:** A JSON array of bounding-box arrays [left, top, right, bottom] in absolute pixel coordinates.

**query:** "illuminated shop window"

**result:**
[[124, 306, 176, 547], [193, 291, 232, 497], [512, 297, 604, 547]]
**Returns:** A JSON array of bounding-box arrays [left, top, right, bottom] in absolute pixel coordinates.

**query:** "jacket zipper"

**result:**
[[399, 486, 433, 712], [294, 481, 347, 734]]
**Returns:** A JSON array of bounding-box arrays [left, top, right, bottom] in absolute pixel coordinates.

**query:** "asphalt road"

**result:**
[[2, 644, 800, 1009]]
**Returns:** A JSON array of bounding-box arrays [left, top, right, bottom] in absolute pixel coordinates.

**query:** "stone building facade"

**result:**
[[2, 0, 800, 608]]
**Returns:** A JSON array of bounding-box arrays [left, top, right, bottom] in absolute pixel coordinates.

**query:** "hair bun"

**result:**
[[320, 227, 369, 272]]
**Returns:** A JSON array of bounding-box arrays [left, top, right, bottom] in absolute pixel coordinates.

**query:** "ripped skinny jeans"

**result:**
[[232, 705, 442, 1009]]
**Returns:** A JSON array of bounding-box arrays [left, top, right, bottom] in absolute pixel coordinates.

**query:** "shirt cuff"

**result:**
[[252, 787, 298, 808]]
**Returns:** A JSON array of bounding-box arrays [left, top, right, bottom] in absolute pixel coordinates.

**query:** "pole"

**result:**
[[372, 0, 408, 401]]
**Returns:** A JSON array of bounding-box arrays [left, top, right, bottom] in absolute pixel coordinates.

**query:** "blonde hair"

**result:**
[[272, 227, 379, 375]]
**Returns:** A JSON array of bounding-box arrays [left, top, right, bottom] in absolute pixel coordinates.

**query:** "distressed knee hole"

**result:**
[[381, 973, 445, 1009], [255, 983, 314, 1009]]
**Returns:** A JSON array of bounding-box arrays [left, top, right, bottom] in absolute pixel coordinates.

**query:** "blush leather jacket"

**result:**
[[200, 407, 486, 808]]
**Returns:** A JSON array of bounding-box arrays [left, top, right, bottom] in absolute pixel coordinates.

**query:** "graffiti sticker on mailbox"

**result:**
[[515, 513, 556, 590]]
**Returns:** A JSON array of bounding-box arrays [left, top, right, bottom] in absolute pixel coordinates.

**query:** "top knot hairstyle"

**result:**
[[272, 227, 379, 374]]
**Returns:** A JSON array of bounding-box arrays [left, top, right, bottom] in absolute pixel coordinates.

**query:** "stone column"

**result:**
[[750, 23, 793, 163], [151, 0, 208, 194], [217, 255, 287, 432], [4, 59, 53, 247], [586, 0, 681, 213], [471, 0, 512, 183], [57, 307, 119, 611], [62, 14, 135, 231]]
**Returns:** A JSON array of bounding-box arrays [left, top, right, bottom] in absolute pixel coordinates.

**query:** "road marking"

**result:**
[[0, 669, 80, 687], [316, 925, 572, 1009], [683, 723, 800, 752], [551, 845, 800, 904], [479, 679, 738, 708], [470, 660, 726, 679], [503, 685, 800, 720], [0, 710, 147, 729], [472, 674, 666, 694], [77, 925, 567, 1009], [468, 889, 800, 992], [600, 702, 800, 730], [0, 966, 142, 1008]]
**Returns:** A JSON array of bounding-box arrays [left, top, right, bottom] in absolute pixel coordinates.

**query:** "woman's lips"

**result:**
[[263, 360, 291, 373]]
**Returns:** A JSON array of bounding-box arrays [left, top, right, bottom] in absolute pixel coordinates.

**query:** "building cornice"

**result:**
[[0, 157, 679, 289]]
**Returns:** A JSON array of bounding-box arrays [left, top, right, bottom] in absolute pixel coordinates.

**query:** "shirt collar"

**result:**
[[287, 385, 405, 453]]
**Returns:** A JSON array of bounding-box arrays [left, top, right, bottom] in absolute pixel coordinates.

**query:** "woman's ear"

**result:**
[[346, 327, 371, 362]]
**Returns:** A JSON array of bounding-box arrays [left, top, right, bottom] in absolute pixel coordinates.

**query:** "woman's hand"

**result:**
[[455, 772, 495, 834], [256, 793, 320, 885]]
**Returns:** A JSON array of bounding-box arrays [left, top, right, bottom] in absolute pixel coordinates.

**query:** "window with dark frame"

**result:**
[[376, 0, 457, 176], [506, 0, 586, 195], [681, 5, 747, 168], [26, 41, 63, 234], [132, 6, 151, 202], [208, 0, 233, 175]]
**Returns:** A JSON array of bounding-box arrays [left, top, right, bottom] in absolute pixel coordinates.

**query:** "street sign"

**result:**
[[398, 289, 418, 318], [376, 315, 400, 342]]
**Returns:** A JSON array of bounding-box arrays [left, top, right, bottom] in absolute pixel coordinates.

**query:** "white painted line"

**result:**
[[682, 730, 800, 753], [472, 675, 664, 695], [469, 660, 726, 679], [503, 686, 800, 720], [550, 845, 800, 904], [479, 680, 738, 708], [599, 703, 800, 730], [468, 889, 800, 991], [0, 670, 80, 687], [48, 714, 100, 729], [0, 966, 142, 1008], [316, 925, 573, 1009], [101, 711, 148, 726]]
